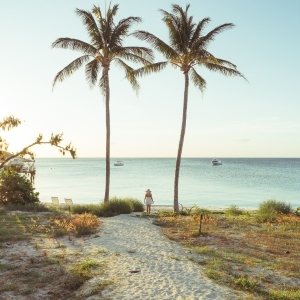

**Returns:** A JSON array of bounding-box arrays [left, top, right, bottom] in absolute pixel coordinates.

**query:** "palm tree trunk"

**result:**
[[104, 68, 110, 202], [174, 72, 189, 212]]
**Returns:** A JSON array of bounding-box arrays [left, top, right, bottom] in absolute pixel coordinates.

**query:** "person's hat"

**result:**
[[145, 189, 152, 193]]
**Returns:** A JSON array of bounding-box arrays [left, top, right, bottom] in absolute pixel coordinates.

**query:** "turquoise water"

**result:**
[[34, 158, 300, 209]]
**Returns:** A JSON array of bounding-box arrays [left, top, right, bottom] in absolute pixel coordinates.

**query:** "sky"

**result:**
[[1, 0, 300, 158]]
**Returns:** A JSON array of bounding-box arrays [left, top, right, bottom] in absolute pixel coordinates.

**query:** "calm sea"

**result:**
[[34, 158, 300, 209]]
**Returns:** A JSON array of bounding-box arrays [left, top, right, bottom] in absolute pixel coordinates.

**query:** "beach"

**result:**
[[83, 213, 247, 300], [1, 210, 251, 300]]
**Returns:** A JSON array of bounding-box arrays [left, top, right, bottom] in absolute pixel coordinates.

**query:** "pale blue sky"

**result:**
[[1, 0, 300, 158]]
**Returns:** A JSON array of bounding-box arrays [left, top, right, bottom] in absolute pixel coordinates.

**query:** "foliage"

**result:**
[[124, 197, 144, 212], [234, 274, 257, 291], [0, 116, 76, 169], [67, 259, 102, 289], [0, 169, 39, 205], [256, 199, 292, 222], [259, 199, 292, 214], [268, 287, 300, 300], [99, 197, 133, 217], [71, 197, 143, 217], [53, 213, 100, 237], [226, 205, 244, 216], [70, 204, 103, 216]]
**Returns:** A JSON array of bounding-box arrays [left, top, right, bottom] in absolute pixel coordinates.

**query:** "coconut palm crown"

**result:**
[[133, 4, 246, 212], [52, 5, 156, 202]]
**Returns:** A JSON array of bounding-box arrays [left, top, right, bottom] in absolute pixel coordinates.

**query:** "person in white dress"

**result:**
[[144, 188, 154, 214]]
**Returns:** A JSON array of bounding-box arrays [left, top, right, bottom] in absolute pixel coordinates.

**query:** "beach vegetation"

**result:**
[[226, 205, 244, 216], [154, 209, 300, 299], [0, 169, 39, 205], [71, 197, 144, 217], [2, 202, 55, 212], [124, 197, 144, 212], [0, 115, 76, 171], [268, 287, 300, 300], [258, 199, 292, 215], [67, 259, 102, 289], [52, 4, 155, 203], [132, 4, 245, 212], [0, 210, 112, 298], [53, 213, 100, 237], [256, 199, 292, 222]]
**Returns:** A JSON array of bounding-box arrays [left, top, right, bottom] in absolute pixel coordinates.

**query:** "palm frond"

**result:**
[[91, 5, 103, 20], [110, 16, 142, 48], [114, 58, 140, 93], [132, 61, 168, 78], [75, 8, 103, 48], [52, 38, 97, 55], [189, 17, 210, 47], [190, 68, 206, 94], [199, 23, 235, 48], [132, 30, 178, 60], [203, 62, 247, 80], [104, 4, 119, 41], [52, 55, 91, 89], [113, 47, 154, 64], [85, 59, 101, 88]]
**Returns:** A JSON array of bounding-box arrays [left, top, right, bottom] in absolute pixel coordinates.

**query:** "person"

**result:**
[[144, 188, 154, 214]]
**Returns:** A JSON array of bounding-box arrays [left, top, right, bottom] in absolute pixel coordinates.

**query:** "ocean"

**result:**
[[34, 158, 300, 209]]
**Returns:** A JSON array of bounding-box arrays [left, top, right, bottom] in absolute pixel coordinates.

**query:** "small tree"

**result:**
[[0, 169, 39, 205], [0, 115, 77, 170]]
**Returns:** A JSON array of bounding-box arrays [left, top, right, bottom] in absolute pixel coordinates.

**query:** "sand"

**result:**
[[85, 213, 246, 300]]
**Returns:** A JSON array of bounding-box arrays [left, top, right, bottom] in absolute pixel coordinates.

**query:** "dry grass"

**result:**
[[0, 210, 112, 299], [154, 211, 300, 299]]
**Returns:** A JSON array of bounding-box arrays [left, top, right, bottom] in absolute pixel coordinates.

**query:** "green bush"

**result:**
[[71, 204, 102, 216], [124, 197, 144, 212], [71, 198, 138, 217], [0, 169, 39, 205], [100, 197, 133, 217], [256, 199, 292, 222], [226, 205, 243, 216], [258, 199, 292, 215]]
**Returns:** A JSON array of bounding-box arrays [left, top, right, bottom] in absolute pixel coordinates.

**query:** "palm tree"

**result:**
[[133, 4, 246, 212], [52, 4, 155, 202]]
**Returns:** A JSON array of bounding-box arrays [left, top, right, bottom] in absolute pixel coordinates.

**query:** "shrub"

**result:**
[[256, 199, 292, 222], [71, 204, 102, 216], [256, 208, 278, 223], [124, 197, 144, 212], [99, 197, 133, 217], [71, 198, 141, 217], [0, 169, 39, 205], [226, 205, 243, 216], [258, 199, 292, 215], [53, 213, 100, 237]]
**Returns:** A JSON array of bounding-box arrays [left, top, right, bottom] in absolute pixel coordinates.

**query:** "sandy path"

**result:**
[[87, 214, 246, 300]]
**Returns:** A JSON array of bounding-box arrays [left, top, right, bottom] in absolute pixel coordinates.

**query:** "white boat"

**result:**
[[114, 161, 124, 166], [211, 158, 222, 165]]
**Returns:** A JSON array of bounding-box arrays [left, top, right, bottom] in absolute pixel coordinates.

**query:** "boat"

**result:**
[[211, 158, 222, 165], [114, 161, 124, 166]]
